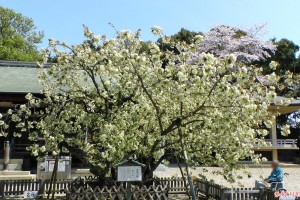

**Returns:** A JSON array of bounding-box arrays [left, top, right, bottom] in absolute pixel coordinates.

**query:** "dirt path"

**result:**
[[154, 166, 300, 191]]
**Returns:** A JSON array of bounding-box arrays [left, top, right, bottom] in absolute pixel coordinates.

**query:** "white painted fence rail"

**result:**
[[254, 139, 298, 148]]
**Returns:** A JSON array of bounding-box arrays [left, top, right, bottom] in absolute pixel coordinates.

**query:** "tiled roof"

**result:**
[[0, 61, 51, 93]]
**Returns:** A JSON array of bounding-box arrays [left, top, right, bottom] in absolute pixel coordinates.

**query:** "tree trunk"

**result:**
[[176, 156, 191, 198], [47, 155, 58, 199], [178, 127, 197, 200], [62, 143, 109, 178]]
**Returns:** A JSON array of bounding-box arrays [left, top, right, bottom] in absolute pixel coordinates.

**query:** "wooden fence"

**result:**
[[0, 177, 278, 200], [0, 180, 42, 197], [195, 178, 224, 199], [158, 177, 188, 195], [195, 178, 277, 200], [0, 179, 72, 199], [223, 188, 262, 200], [66, 184, 168, 200], [43, 179, 71, 195]]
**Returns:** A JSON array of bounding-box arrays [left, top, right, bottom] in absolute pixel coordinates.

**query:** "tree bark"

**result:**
[[47, 155, 58, 199], [178, 127, 197, 200], [176, 156, 191, 198]]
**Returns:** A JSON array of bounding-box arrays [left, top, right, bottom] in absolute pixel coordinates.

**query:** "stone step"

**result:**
[[0, 174, 36, 180], [71, 168, 92, 178], [0, 171, 30, 175], [0, 159, 23, 164], [0, 163, 22, 170], [154, 164, 167, 172]]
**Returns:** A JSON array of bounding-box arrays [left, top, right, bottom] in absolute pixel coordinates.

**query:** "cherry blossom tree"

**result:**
[[192, 25, 276, 64], [0, 26, 286, 187]]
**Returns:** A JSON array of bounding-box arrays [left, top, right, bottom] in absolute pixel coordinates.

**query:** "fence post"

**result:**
[[205, 181, 209, 197], [194, 179, 199, 198], [258, 187, 264, 200], [65, 188, 70, 200], [0, 181, 4, 199], [37, 179, 45, 199], [220, 188, 226, 200]]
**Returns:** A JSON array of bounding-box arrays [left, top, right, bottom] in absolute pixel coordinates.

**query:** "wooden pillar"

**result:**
[[270, 117, 278, 161], [272, 150, 278, 160], [3, 141, 10, 170]]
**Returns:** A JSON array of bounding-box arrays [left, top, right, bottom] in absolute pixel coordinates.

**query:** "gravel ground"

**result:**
[[154, 165, 300, 192]]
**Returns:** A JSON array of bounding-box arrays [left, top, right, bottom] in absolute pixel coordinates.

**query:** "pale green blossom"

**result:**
[[281, 125, 290, 136], [151, 25, 163, 35], [269, 61, 278, 70], [0, 27, 286, 183]]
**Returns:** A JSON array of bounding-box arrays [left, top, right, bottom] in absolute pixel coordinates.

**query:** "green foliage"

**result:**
[[262, 38, 299, 75], [233, 30, 247, 39], [157, 28, 202, 52], [0, 6, 43, 61], [171, 28, 202, 44], [292, 55, 300, 74], [273, 38, 299, 74], [259, 38, 300, 98]]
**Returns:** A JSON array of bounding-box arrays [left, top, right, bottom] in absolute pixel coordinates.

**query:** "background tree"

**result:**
[[157, 28, 201, 56], [169, 28, 202, 45], [169, 27, 300, 129], [162, 25, 276, 65], [262, 38, 300, 75], [293, 56, 300, 74], [273, 38, 300, 74], [194, 25, 276, 64], [259, 39, 300, 98], [0, 6, 43, 61]]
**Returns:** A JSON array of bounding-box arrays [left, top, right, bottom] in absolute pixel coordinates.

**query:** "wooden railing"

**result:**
[[254, 139, 298, 148], [195, 178, 277, 200], [0, 179, 42, 197], [43, 179, 70, 195], [223, 188, 262, 200], [0, 177, 278, 200], [0, 179, 72, 198], [271, 139, 297, 147], [195, 179, 224, 199], [158, 177, 188, 194]]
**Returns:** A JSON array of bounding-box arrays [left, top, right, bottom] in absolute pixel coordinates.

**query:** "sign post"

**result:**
[[116, 159, 145, 200]]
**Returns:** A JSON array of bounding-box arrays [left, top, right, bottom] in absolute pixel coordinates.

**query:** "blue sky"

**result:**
[[1, 0, 300, 48]]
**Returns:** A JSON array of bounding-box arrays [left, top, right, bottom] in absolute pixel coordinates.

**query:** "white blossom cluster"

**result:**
[[0, 27, 283, 181], [192, 25, 276, 64]]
